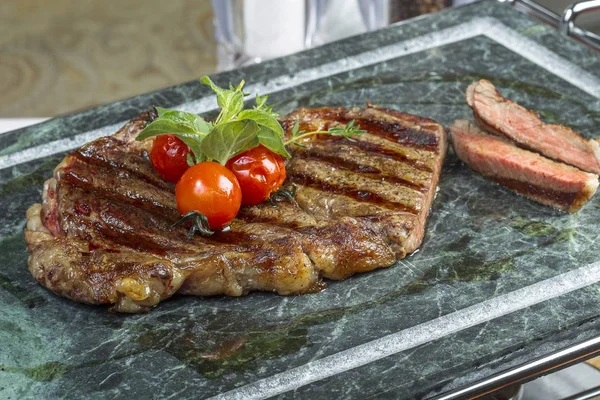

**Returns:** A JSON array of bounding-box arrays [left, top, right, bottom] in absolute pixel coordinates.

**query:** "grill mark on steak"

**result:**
[[293, 155, 427, 192], [60, 155, 179, 218], [327, 138, 435, 172], [62, 173, 343, 266], [281, 104, 444, 153], [60, 183, 271, 257], [25, 106, 447, 312], [287, 171, 421, 214], [58, 184, 192, 254], [289, 143, 431, 191], [281, 106, 442, 171], [349, 118, 440, 151], [299, 153, 380, 174], [74, 137, 173, 191], [236, 200, 320, 229], [294, 116, 440, 151], [287, 158, 424, 208], [294, 186, 413, 221]]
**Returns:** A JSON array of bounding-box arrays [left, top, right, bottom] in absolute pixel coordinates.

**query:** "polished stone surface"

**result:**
[[2, 1, 600, 399]]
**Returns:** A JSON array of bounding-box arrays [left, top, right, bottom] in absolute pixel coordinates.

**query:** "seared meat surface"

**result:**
[[467, 79, 600, 174], [25, 105, 447, 312], [450, 120, 598, 213]]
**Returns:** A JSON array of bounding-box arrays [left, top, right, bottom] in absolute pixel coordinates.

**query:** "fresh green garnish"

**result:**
[[137, 76, 288, 164], [198, 119, 260, 165], [284, 119, 366, 147], [139, 107, 212, 163], [136, 76, 365, 165]]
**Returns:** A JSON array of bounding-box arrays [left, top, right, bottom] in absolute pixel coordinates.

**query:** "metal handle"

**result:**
[[433, 335, 600, 400], [502, 0, 562, 28], [501, 0, 600, 51], [560, 1, 600, 50]]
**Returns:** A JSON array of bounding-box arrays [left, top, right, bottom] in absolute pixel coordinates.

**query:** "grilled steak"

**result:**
[[450, 120, 598, 213], [466, 79, 600, 174], [25, 105, 447, 312]]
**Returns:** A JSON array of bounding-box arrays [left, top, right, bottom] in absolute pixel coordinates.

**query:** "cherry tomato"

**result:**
[[225, 145, 286, 206], [175, 162, 242, 230], [150, 135, 191, 183]]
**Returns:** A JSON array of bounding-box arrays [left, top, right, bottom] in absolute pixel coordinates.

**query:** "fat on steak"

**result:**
[[450, 120, 598, 212], [466, 79, 600, 174], [25, 105, 447, 312]]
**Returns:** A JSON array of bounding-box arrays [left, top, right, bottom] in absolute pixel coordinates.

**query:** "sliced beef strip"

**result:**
[[450, 119, 598, 213], [466, 79, 600, 174]]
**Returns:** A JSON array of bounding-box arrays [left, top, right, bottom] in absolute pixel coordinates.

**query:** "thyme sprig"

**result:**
[[284, 119, 366, 147]]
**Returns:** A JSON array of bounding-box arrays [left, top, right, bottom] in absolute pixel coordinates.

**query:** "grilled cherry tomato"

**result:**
[[175, 162, 242, 230], [150, 135, 191, 183], [225, 145, 286, 206]]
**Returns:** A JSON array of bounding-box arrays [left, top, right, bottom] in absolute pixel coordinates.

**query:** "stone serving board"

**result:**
[[2, 1, 600, 399]]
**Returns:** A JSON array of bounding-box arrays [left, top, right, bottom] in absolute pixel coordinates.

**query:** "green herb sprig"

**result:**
[[284, 119, 366, 147], [136, 76, 289, 165], [136, 76, 365, 165]]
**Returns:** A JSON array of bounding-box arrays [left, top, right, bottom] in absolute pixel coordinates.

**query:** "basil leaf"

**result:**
[[257, 126, 291, 158], [155, 107, 168, 117], [171, 134, 205, 162], [199, 120, 260, 165], [220, 92, 245, 123], [154, 107, 212, 135], [136, 119, 206, 160], [237, 109, 284, 137], [137, 119, 193, 140], [255, 94, 269, 110], [200, 76, 245, 124]]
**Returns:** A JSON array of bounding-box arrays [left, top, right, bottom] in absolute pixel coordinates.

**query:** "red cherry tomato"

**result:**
[[225, 145, 286, 206], [175, 162, 242, 230], [150, 135, 191, 183]]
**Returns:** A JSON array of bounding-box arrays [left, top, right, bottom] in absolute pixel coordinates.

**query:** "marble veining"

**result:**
[[214, 260, 600, 400], [2, 1, 600, 399]]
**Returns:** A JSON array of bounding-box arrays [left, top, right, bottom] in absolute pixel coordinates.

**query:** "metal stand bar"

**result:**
[[501, 0, 600, 51], [433, 335, 600, 400]]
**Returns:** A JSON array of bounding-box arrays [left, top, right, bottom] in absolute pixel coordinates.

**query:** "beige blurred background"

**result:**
[[0, 0, 598, 117], [0, 0, 216, 117]]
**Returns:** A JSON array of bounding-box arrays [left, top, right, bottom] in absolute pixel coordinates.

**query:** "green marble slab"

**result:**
[[2, 1, 600, 399]]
